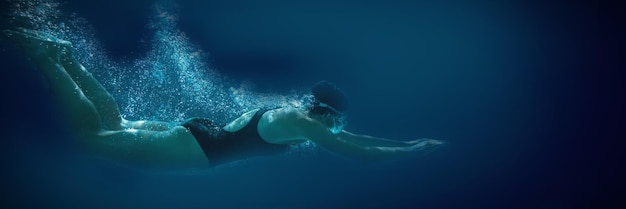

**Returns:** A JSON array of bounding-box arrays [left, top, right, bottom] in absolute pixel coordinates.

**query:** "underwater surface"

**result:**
[[0, 0, 622, 208]]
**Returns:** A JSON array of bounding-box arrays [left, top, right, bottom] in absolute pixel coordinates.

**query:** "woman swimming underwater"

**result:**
[[4, 28, 443, 168]]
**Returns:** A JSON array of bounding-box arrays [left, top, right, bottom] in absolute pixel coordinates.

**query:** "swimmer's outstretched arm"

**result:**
[[339, 130, 439, 148], [296, 116, 443, 161], [327, 131, 443, 161]]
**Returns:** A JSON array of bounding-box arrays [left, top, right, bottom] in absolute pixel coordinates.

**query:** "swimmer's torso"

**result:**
[[181, 108, 308, 167], [224, 107, 308, 145]]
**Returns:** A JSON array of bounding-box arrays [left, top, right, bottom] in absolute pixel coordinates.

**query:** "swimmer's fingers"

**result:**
[[407, 138, 446, 152], [408, 138, 444, 145]]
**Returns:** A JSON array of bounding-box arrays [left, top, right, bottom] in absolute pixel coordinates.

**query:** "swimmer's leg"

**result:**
[[57, 44, 123, 130], [7, 28, 124, 130], [55, 54, 174, 131], [4, 29, 103, 134], [6, 28, 175, 132], [57, 53, 174, 131]]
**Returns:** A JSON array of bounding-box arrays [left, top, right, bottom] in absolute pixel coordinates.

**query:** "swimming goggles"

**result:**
[[317, 102, 344, 115]]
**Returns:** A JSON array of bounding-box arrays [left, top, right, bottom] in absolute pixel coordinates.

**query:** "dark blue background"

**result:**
[[0, 0, 623, 208]]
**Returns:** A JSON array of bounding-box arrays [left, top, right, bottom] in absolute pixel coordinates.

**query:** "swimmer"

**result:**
[[4, 28, 444, 168]]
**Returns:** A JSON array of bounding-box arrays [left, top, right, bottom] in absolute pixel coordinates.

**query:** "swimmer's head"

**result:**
[[307, 81, 349, 134]]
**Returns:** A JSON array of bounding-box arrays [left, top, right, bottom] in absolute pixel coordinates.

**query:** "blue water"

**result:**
[[0, 0, 621, 209]]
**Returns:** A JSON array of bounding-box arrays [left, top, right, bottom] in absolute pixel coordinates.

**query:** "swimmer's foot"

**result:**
[[3, 28, 73, 62]]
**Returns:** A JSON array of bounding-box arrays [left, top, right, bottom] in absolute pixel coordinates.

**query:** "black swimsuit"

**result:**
[[181, 108, 288, 166]]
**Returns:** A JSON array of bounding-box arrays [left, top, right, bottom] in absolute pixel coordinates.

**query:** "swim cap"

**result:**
[[311, 80, 349, 115]]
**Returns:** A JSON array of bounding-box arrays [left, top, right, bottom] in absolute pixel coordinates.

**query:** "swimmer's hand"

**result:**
[[364, 138, 445, 158], [406, 138, 445, 152]]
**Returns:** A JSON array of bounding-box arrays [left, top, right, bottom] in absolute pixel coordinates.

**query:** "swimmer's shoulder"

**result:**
[[224, 107, 305, 132], [223, 108, 260, 132], [264, 106, 308, 120]]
